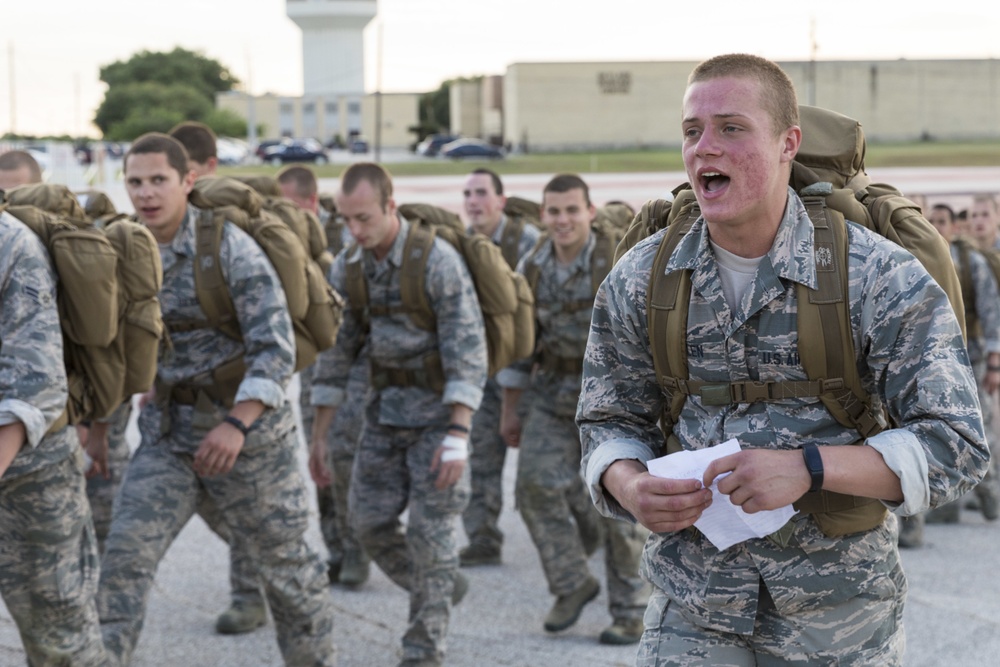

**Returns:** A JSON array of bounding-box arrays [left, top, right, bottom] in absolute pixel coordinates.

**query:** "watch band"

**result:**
[[223, 415, 251, 437], [800, 443, 824, 493]]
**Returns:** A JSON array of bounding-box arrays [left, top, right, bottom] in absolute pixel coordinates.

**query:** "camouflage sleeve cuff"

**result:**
[[496, 367, 531, 390], [309, 384, 346, 408], [443, 380, 484, 413], [234, 377, 288, 410], [0, 400, 49, 449], [865, 429, 930, 515], [585, 438, 658, 522]]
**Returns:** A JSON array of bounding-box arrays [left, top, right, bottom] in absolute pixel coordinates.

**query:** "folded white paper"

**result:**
[[647, 438, 796, 551]]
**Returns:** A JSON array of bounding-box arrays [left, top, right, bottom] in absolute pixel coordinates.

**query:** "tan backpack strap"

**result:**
[[192, 209, 240, 340], [523, 240, 544, 298], [798, 195, 882, 439], [953, 240, 977, 335], [400, 223, 436, 331], [343, 245, 370, 338], [500, 216, 524, 269], [647, 209, 696, 428], [590, 224, 618, 297]]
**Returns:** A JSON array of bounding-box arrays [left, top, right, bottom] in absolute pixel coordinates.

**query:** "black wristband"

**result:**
[[800, 443, 824, 493], [447, 423, 470, 434], [988, 366, 1000, 372], [223, 415, 251, 437]]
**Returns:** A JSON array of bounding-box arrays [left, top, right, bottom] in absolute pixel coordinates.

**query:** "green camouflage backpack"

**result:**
[[0, 183, 163, 425], [185, 177, 344, 391], [343, 202, 535, 381], [614, 105, 962, 537]]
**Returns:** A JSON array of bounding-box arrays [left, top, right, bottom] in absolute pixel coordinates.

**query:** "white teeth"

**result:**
[[703, 172, 721, 178]]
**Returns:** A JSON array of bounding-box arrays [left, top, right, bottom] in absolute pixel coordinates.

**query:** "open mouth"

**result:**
[[700, 171, 730, 194]]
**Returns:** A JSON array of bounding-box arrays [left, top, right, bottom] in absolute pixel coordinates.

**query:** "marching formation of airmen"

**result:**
[[0, 53, 994, 667]]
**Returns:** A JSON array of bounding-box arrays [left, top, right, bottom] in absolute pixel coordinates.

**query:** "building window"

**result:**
[[597, 72, 632, 94], [347, 100, 362, 134], [302, 101, 317, 139], [279, 100, 295, 137], [325, 102, 340, 141]]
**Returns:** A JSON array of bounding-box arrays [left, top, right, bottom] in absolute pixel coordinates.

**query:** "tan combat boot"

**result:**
[[543, 575, 600, 632]]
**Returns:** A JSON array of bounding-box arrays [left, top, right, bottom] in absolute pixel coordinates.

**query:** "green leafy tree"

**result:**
[[94, 47, 244, 140], [410, 76, 487, 146]]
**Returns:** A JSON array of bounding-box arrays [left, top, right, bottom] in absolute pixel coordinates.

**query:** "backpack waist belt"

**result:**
[[154, 357, 247, 409], [369, 353, 445, 392], [537, 351, 584, 375]]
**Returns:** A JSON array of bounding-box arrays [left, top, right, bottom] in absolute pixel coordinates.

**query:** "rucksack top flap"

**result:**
[[234, 174, 281, 197], [398, 203, 466, 238], [796, 105, 867, 190], [3, 183, 89, 220], [189, 176, 263, 218]]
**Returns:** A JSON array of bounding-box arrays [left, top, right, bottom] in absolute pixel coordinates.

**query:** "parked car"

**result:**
[[416, 133, 459, 157], [349, 138, 369, 154], [439, 138, 504, 160], [216, 137, 251, 165], [254, 139, 285, 161], [263, 140, 329, 165]]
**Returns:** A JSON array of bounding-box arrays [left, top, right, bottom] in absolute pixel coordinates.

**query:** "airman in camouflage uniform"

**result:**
[[0, 210, 109, 666], [278, 163, 373, 587], [168, 120, 270, 635], [914, 203, 1000, 534], [578, 55, 989, 665], [310, 162, 487, 667], [97, 133, 335, 666], [499, 174, 649, 643], [459, 168, 542, 566]]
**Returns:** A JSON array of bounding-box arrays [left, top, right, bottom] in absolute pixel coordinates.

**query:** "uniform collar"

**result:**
[[668, 187, 817, 291]]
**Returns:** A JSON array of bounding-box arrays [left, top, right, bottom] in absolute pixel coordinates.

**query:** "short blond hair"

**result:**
[[688, 54, 799, 137]]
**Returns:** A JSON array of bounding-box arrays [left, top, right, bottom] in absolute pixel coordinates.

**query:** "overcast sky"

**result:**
[[4, 0, 998, 137]]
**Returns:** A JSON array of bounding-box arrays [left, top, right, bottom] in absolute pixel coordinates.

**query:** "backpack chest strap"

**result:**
[[660, 377, 844, 406]]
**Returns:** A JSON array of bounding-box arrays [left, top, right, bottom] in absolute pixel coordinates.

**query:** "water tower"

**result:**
[[286, 0, 377, 96]]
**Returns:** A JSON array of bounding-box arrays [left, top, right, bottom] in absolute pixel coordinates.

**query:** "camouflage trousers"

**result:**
[[0, 451, 109, 666], [85, 400, 133, 554], [462, 378, 507, 550], [516, 402, 649, 617], [300, 360, 370, 567], [97, 409, 335, 666], [636, 575, 905, 666], [350, 407, 469, 664]]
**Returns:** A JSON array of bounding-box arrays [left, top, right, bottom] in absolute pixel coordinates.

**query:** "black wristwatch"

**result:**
[[800, 443, 824, 493]]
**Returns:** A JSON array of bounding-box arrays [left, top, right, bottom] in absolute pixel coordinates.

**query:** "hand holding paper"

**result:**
[[647, 439, 796, 551]]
